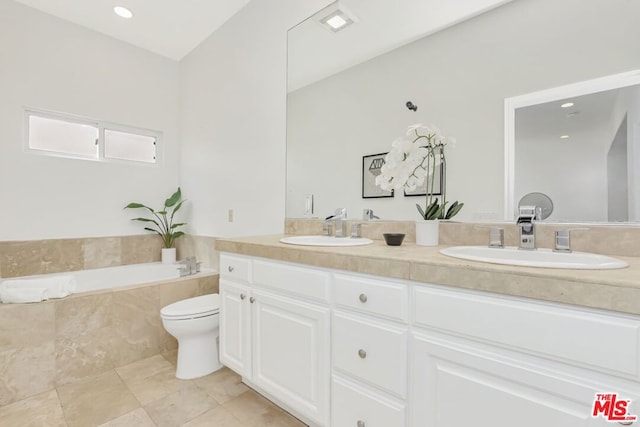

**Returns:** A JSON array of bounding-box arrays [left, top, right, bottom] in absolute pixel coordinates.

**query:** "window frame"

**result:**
[[24, 107, 162, 166]]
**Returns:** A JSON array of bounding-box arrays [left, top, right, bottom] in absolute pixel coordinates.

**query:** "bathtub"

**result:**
[[0, 262, 219, 405], [1, 262, 213, 295]]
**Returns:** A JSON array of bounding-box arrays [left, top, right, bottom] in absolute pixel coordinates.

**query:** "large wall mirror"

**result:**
[[287, 0, 640, 223]]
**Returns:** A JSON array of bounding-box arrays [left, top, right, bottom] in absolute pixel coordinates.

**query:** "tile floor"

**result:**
[[0, 351, 307, 427]]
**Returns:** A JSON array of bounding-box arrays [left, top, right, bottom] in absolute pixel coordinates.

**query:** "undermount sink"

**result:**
[[440, 246, 628, 270], [280, 235, 373, 247]]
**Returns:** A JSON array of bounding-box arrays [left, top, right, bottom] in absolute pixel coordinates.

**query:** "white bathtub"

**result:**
[[2, 262, 207, 295]]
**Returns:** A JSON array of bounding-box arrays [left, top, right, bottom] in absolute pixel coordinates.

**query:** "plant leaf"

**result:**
[[172, 231, 185, 239], [131, 217, 155, 222], [170, 200, 185, 222], [124, 202, 154, 212], [445, 201, 464, 219], [165, 188, 181, 208], [416, 203, 426, 219], [171, 222, 186, 229]]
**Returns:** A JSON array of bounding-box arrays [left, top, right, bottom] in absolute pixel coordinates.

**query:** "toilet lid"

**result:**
[[161, 294, 220, 318]]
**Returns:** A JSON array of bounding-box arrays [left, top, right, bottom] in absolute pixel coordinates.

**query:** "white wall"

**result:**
[[286, 0, 640, 222], [179, 0, 331, 237], [627, 86, 640, 220], [0, 1, 181, 240]]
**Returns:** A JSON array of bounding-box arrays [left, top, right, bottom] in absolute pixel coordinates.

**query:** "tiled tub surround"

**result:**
[[216, 234, 640, 316], [285, 218, 640, 258], [0, 271, 219, 407], [0, 234, 219, 279]]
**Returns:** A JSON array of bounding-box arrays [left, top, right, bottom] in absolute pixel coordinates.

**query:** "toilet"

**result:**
[[160, 293, 222, 379]]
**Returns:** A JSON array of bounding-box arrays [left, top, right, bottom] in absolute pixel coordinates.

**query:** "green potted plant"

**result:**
[[124, 187, 186, 264], [376, 124, 463, 246]]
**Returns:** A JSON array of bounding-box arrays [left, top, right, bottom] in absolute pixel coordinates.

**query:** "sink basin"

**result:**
[[440, 246, 628, 270], [280, 235, 373, 247]]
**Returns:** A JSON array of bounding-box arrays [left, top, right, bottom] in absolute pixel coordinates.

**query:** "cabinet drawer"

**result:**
[[220, 254, 251, 283], [332, 376, 406, 427], [334, 274, 408, 322], [253, 259, 330, 302], [413, 286, 640, 379], [333, 312, 407, 397]]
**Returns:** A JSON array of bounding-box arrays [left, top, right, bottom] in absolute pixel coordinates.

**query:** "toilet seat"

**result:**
[[161, 294, 220, 320]]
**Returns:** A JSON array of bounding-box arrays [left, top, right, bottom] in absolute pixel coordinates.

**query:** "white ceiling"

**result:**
[[11, 0, 252, 61], [288, 0, 515, 92]]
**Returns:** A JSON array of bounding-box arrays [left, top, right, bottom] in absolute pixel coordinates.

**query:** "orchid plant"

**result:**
[[375, 124, 463, 220]]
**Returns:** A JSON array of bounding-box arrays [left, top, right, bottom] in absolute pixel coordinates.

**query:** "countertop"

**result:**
[[215, 235, 640, 316]]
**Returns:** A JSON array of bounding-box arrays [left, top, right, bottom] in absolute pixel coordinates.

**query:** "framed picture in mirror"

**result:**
[[362, 153, 394, 199], [404, 163, 443, 197]]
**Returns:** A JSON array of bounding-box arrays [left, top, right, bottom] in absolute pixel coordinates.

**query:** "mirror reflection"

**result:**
[[512, 83, 640, 223], [287, 0, 640, 223]]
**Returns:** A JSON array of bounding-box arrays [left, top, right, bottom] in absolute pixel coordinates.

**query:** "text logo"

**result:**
[[592, 393, 637, 423]]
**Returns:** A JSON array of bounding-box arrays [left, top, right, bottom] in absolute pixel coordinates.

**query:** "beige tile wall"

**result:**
[[0, 274, 219, 408], [0, 234, 219, 279], [285, 218, 640, 257]]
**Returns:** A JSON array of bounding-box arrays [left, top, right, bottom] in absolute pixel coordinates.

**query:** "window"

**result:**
[[25, 109, 160, 164]]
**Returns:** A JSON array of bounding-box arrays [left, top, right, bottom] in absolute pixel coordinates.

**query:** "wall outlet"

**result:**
[[228, 209, 234, 222]]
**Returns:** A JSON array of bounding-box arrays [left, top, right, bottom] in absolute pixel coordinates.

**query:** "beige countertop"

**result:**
[[215, 235, 640, 316]]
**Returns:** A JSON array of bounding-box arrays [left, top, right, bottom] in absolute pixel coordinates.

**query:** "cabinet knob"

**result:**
[[250, 297, 255, 304], [359, 293, 368, 303], [240, 293, 246, 300], [228, 266, 234, 272], [618, 422, 634, 426], [358, 349, 367, 359], [357, 421, 365, 427]]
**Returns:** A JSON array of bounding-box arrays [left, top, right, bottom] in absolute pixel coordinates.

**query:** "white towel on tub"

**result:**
[[0, 275, 76, 299], [0, 287, 48, 303]]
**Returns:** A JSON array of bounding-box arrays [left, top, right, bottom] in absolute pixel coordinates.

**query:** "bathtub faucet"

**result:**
[[177, 256, 201, 276]]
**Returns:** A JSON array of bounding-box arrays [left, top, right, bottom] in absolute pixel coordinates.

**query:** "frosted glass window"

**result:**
[[25, 109, 161, 165], [28, 115, 98, 159], [105, 129, 156, 163]]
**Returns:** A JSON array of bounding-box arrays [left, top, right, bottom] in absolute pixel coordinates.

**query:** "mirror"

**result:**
[[287, 0, 640, 223], [505, 72, 640, 222]]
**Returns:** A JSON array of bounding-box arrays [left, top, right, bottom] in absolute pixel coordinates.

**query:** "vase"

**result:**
[[162, 248, 176, 264], [415, 220, 439, 246]]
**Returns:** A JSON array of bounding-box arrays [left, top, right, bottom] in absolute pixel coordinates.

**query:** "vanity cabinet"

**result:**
[[410, 285, 640, 427], [219, 254, 330, 427], [220, 252, 640, 427], [331, 273, 409, 427]]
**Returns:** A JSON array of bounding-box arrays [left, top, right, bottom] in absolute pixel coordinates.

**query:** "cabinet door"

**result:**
[[251, 289, 330, 427], [410, 333, 638, 427], [219, 279, 251, 377]]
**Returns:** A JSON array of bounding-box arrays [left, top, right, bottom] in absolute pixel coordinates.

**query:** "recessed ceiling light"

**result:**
[[561, 102, 574, 108], [114, 6, 133, 19], [560, 135, 570, 139], [315, 3, 358, 33], [326, 15, 348, 30]]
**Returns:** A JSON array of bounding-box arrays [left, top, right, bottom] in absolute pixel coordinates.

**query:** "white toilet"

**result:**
[[160, 293, 222, 379]]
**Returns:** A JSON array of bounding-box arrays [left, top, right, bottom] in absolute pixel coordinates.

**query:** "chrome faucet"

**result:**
[[516, 206, 536, 250], [177, 256, 200, 276], [362, 209, 380, 221], [325, 208, 347, 237]]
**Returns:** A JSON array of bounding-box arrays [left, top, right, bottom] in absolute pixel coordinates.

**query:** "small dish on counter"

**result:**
[[383, 233, 405, 246]]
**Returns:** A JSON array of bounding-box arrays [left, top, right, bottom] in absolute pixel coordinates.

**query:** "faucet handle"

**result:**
[[554, 228, 588, 253]]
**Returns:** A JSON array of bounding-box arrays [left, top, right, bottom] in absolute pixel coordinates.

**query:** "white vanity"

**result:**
[[218, 241, 640, 427]]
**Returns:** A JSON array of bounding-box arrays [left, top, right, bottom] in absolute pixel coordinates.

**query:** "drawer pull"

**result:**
[[359, 293, 368, 303], [250, 297, 255, 304], [358, 349, 367, 359], [228, 266, 235, 272], [357, 421, 365, 427], [240, 293, 246, 300]]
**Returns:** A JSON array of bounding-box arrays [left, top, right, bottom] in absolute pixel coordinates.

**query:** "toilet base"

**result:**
[[175, 332, 222, 379]]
